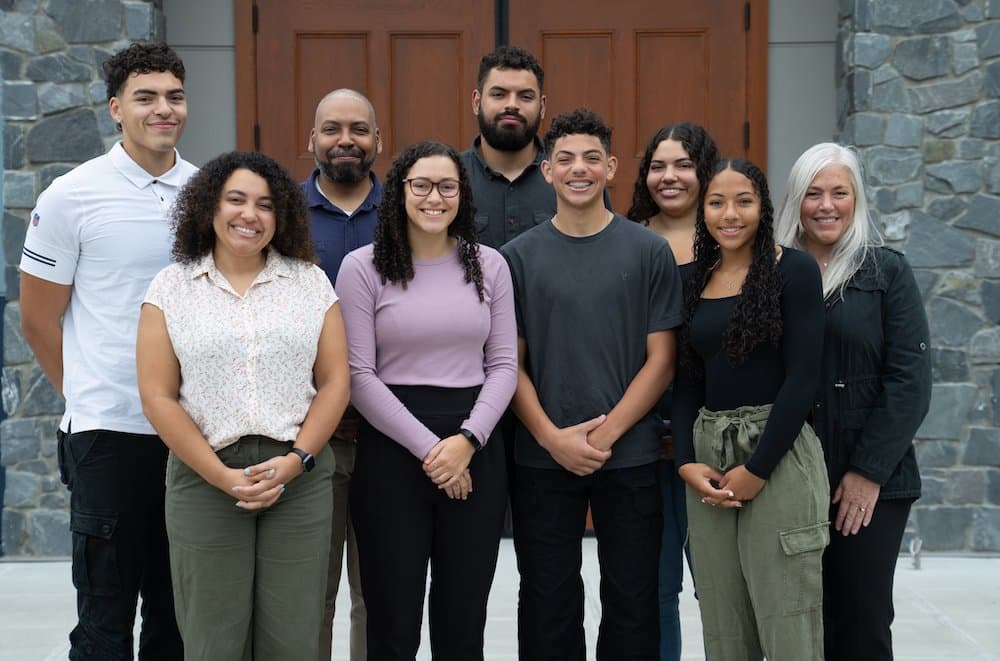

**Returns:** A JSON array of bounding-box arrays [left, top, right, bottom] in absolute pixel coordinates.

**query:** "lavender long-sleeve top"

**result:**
[[336, 242, 518, 460]]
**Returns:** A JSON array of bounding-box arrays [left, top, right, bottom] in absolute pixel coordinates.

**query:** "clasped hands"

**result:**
[[423, 434, 475, 500], [216, 453, 304, 510], [542, 414, 619, 477], [678, 462, 765, 508]]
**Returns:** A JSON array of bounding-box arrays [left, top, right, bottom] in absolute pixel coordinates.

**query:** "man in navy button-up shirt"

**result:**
[[303, 88, 382, 661], [304, 89, 383, 287]]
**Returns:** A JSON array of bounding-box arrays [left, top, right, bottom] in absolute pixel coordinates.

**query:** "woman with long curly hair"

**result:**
[[136, 151, 350, 660], [336, 140, 517, 659], [672, 158, 830, 660], [626, 122, 718, 661], [775, 144, 931, 661]]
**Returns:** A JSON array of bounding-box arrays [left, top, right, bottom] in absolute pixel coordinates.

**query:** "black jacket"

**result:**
[[810, 247, 931, 500]]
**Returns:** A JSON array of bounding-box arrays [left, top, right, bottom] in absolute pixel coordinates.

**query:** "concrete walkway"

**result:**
[[1, 540, 998, 660]]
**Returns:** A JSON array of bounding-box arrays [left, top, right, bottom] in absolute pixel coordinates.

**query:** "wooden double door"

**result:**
[[236, 0, 767, 212]]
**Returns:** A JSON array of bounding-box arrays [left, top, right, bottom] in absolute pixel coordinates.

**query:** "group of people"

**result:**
[[17, 39, 932, 661]]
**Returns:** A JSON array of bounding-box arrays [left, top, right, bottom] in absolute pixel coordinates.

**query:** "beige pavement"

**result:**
[[1, 540, 998, 660]]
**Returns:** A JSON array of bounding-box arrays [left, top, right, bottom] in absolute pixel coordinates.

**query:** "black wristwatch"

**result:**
[[287, 447, 316, 472], [459, 428, 482, 452]]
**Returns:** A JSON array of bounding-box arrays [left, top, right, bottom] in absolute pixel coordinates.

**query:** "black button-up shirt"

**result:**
[[460, 136, 557, 249]]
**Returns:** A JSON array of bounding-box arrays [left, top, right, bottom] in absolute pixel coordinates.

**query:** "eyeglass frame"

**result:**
[[402, 177, 461, 198]]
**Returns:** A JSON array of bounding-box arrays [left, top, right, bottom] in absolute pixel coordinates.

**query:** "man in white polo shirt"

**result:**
[[19, 42, 196, 661]]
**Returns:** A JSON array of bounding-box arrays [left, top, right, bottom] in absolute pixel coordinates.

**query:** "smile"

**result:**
[[230, 225, 260, 236]]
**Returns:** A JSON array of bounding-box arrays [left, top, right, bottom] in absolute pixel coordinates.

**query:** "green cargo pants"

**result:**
[[165, 435, 334, 661], [686, 404, 830, 661]]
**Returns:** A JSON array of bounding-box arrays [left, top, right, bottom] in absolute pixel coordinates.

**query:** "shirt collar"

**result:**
[[189, 249, 295, 292], [108, 141, 188, 189], [304, 169, 383, 214], [468, 135, 547, 177]]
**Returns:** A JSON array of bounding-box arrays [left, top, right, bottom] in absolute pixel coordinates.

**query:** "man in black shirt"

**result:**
[[460, 46, 555, 249]]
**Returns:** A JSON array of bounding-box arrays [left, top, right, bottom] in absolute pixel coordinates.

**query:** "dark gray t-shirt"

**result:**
[[501, 215, 683, 470]]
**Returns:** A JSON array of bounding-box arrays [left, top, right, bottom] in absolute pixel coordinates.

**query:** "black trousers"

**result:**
[[823, 497, 914, 661], [58, 429, 183, 661], [512, 463, 662, 661], [350, 386, 508, 661]]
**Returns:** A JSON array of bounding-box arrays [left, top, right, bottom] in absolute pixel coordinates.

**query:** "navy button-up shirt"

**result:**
[[302, 169, 383, 286]]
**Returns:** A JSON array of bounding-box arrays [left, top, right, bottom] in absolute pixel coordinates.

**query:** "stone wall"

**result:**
[[1, 0, 165, 556], [838, 0, 1000, 552]]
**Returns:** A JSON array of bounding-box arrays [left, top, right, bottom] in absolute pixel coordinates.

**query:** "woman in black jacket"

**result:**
[[775, 143, 932, 661]]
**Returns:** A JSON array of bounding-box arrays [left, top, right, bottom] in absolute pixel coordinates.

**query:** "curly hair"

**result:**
[[172, 151, 314, 264], [626, 122, 719, 222], [682, 158, 783, 374], [103, 42, 186, 102], [543, 108, 612, 155], [373, 141, 484, 301], [476, 45, 544, 92]]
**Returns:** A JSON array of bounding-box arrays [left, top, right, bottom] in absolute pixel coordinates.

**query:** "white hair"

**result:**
[[775, 142, 883, 300]]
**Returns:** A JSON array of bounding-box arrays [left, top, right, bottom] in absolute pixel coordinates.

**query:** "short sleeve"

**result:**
[[143, 265, 179, 311], [19, 179, 82, 284], [499, 243, 526, 337], [647, 237, 684, 332], [307, 263, 338, 310]]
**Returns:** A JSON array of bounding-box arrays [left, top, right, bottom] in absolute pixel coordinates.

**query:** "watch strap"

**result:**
[[459, 428, 482, 452], [287, 447, 316, 472]]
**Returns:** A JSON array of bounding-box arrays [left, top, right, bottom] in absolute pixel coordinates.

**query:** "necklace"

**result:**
[[711, 258, 749, 291]]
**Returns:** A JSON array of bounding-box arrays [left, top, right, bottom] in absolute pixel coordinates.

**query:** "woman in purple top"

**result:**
[[335, 141, 518, 660]]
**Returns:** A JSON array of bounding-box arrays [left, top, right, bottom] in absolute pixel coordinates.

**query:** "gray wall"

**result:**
[[767, 0, 839, 202], [163, 0, 236, 166]]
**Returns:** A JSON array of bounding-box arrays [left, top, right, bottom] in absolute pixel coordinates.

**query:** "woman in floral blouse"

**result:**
[[136, 150, 349, 661]]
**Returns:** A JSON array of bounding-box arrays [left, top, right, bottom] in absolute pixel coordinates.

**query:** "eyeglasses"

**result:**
[[403, 177, 460, 198]]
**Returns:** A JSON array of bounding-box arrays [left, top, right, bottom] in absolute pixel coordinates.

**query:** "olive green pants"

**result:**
[[686, 404, 830, 661], [165, 436, 334, 661]]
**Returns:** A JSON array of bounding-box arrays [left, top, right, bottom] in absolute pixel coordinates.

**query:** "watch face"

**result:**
[[291, 448, 316, 471]]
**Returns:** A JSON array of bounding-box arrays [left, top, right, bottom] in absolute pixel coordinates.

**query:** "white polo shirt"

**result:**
[[20, 142, 198, 435]]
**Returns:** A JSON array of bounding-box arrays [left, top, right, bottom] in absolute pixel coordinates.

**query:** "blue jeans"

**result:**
[[658, 459, 689, 661]]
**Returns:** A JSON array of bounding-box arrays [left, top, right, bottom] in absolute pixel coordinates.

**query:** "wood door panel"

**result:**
[[250, 0, 493, 183], [389, 33, 466, 151], [634, 31, 710, 157], [509, 0, 758, 212], [541, 32, 616, 125]]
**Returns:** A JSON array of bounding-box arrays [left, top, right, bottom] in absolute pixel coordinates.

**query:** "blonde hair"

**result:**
[[775, 143, 883, 300]]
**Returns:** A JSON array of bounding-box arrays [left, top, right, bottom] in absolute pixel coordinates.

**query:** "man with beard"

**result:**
[[303, 88, 382, 661], [461, 46, 554, 249]]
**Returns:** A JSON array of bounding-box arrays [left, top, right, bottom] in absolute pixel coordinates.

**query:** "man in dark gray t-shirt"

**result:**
[[503, 216, 682, 470], [501, 109, 682, 660]]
